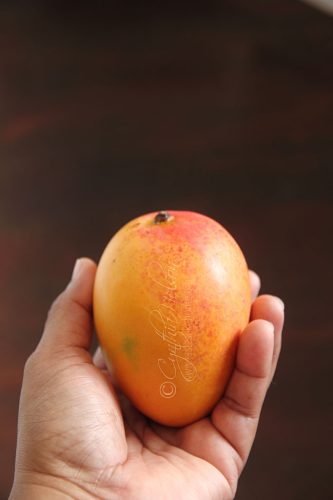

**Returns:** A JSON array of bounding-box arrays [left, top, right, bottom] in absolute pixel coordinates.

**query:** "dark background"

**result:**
[[1, 1, 333, 498]]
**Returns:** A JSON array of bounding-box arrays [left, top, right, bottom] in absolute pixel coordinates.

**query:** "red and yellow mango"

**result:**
[[93, 210, 251, 426]]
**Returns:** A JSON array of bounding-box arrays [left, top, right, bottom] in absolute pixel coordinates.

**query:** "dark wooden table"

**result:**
[[1, 1, 333, 498]]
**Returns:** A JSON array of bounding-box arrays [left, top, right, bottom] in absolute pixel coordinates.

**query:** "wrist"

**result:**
[[10, 483, 76, 500], [10, 472, 101, 500]]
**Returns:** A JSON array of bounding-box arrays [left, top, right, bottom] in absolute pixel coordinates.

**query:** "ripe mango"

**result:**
[[93, 210, 251, 426]]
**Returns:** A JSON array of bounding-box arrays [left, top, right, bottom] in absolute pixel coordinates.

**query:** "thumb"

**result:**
[[38, 258, 97, 353]]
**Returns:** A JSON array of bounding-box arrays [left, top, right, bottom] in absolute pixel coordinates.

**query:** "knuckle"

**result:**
[[23, 351, 40, 376]]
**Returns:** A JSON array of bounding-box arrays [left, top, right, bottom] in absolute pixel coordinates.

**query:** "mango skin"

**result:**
[[93, 210, 251, 427]]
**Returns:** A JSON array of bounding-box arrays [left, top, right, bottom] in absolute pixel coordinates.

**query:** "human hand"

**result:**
[[10, 258, 284, 500]]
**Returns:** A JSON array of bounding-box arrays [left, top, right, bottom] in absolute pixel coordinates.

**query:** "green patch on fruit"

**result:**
[[122, 336, 138, 369]]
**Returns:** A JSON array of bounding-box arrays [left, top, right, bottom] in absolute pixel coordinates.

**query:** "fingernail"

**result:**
[[275, 297, 285, 311], [72, 259, 82, 281]]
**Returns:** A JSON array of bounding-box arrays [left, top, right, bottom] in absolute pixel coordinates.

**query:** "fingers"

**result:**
[[250, 295, 284, 382], [211, 319, 274, 468], [38, 258, 97, 353], [249, 270, 261, 302], [93, 347, 107, 369]]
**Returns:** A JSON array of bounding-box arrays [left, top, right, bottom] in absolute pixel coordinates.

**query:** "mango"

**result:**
[[93, 210, 251, 426]]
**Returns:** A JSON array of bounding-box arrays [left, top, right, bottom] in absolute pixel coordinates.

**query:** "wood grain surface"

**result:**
[[1, 1, 333, 498]]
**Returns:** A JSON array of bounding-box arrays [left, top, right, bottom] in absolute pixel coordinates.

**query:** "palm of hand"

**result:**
[[14, 259, 284, 500], [31, 356, 231, 499]]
